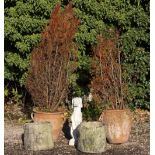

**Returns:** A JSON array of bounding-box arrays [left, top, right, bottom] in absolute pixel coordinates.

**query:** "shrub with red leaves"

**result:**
[[90, 32, 127, 109], [26, 3, 80, 112]]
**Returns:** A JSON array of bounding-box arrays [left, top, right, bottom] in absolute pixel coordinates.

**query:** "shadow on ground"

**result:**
[[4, 109, 149, 155], [4, 143, 148, 155]]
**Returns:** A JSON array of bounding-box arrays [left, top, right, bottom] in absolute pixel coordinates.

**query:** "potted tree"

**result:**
[[26, 3, 79, 141], [90, 32, 132, 144]]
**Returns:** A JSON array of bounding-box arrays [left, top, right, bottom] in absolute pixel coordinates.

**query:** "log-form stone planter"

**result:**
[[24, 122, 54, 151], [77, 122, 106, 153]]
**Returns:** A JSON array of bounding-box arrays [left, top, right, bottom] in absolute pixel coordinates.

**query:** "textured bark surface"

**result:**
[[77, 121, 106, 153], [24, 122, 54, 151]]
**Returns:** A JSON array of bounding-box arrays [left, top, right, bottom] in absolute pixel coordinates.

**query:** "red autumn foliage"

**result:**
[[90, 32, 127, 109], [26, 3, 80, 112]]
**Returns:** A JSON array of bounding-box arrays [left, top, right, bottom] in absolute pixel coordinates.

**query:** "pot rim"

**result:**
[[32, 110, 64, 115], [104, 109, 130, 112]]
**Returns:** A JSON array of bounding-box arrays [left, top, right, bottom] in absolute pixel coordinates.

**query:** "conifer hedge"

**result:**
[[4, 0, 149, 109]]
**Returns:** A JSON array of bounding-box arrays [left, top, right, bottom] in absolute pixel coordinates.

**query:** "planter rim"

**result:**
[[81, 121, 104, 128], [104, 109, 130, 112], [32, 110, 64, 115]]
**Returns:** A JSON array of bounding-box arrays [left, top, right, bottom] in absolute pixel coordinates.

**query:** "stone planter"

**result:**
[[24, 122, 54, 151], [77, 121, 106, 153]]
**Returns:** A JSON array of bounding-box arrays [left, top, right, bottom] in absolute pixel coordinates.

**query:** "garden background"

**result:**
[[4, 0, 150, 155], [4, 0, 149, 115]]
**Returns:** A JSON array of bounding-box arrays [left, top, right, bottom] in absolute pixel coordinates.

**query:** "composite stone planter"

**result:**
[[77, 121, 106, 153], [24, 122, 54, 151]]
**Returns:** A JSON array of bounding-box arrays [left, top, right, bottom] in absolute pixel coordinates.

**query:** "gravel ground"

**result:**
[[4, 110, 150, 155]]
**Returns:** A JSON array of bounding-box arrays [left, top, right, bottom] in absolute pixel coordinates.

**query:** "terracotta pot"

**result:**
[[99, 109, 132, 144], [31, 111, 64, 141]]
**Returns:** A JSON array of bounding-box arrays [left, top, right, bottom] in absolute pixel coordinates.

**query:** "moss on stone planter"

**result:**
[[77, 121, 106, 153], [24, 122, 54, 151]]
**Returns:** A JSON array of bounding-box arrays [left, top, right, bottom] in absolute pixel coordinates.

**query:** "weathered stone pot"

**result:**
[[31, 111, 64, 141], [24, 122, 54, 151], [77, 121, 106, 153], [99, 109, 132, 144]]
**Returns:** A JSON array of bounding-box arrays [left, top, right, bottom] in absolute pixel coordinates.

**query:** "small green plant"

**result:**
[[82, 100, 103, 121], [4, 87, 9, 97], [5, 86, 22, 104], [11, 88, 22, 103]]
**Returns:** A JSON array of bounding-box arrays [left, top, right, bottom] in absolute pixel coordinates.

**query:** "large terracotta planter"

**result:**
[[31, 111, 64, 141], [99, 109, 132, 144]]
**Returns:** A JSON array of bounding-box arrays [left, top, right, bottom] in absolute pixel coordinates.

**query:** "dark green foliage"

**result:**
[[82, 100, 102, 121], [4, 0, 61, 100]]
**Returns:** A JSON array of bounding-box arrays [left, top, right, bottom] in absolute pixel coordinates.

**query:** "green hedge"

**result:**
[[4, 0, 150, 110], [4, 0, 61, 101]]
